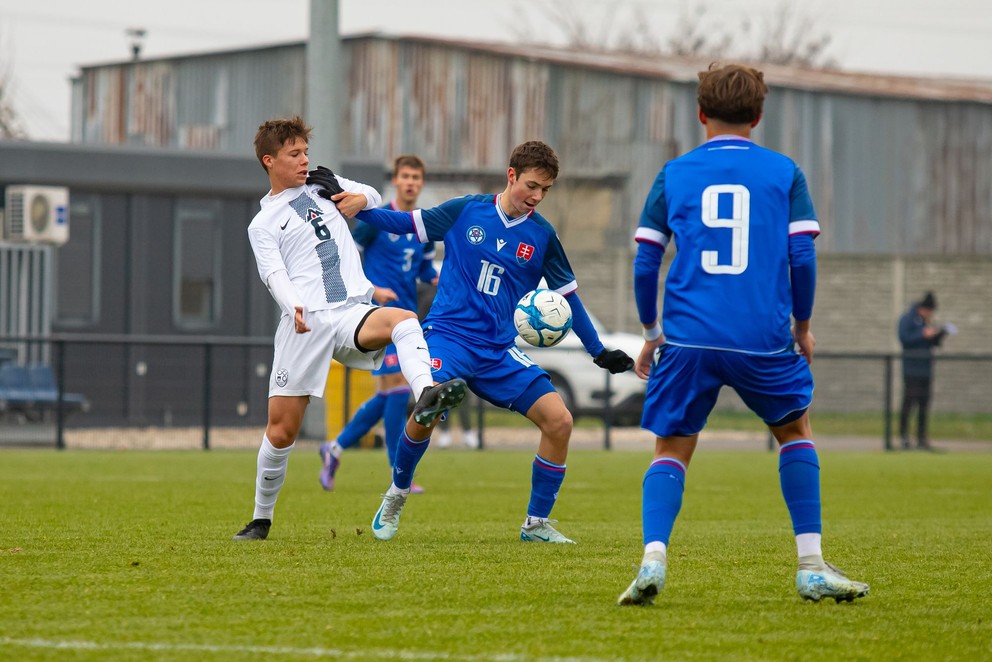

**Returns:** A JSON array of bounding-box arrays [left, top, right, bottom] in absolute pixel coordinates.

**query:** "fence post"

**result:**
[[55, 340, 66, 451], [883, 354, 893, 451], [475, 397, 485, 450], [343, 366, 352, 424], [202, 343, 212, 450], [603, 371, 613, 450]]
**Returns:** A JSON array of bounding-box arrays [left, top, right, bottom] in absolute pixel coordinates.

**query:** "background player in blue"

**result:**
[[310, 141, 633, 543], [318, 155, 438, 494], [618, 64, 869, 605]]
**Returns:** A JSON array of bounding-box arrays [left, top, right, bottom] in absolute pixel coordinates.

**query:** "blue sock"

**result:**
[[392, 430, 429, 490], [382, 388, 411, 467], [337, 393, 386, 450], [527, 456, 566, 518], [642, 458, 686, 545], [778, 440, 821, 535]]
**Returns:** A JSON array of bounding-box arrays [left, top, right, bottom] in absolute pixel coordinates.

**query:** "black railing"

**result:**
[[1, 334, 990, 451]]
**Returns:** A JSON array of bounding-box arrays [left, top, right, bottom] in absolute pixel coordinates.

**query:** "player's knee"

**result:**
[[266, 425, 298, 448], [542, 409, 573, 441]]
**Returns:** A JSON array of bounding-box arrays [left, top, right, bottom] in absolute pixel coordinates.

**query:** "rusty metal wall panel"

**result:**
[[78, 46, 304, 156], [128, 62, 175, 147], [509, 60, 549, 145], [82, 67, 128, 145]]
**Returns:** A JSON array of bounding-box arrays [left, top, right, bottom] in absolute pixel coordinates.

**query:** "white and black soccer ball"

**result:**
[[514, 289, 573, 348]]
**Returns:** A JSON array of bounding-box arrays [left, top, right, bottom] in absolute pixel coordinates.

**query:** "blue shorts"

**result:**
[[424, 330, 555, 414], [371, 343, 401, 376], [642, 344, 813, 437]]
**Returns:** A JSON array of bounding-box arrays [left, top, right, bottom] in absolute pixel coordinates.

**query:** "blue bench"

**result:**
[[0, 363, 90, 421]]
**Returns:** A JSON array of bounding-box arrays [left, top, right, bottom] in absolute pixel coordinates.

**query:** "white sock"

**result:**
[[253, 435, 294, 520], [796, 533, 823, 559], [387, 482, 410, 497], [328, 439, 343, 459], [391, 318, 434, 397], [645, 541, 667, 557]]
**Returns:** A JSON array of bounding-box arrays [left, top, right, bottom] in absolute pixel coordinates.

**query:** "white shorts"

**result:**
[[268, 303, 386, 398]]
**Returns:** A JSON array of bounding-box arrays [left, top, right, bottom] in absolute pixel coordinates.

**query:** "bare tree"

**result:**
[[513, 0, 834, 69], [0, 31, 28, 139], [751, 4, 834, 67], [663, 3, 732, 60]]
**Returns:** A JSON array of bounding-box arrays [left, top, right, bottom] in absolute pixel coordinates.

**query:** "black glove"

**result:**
[[306, 165, 345, 200], [594, 348, 634, 374]]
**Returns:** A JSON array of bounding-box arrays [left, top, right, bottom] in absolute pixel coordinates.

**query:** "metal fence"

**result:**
[[1, 334, 990, 451]]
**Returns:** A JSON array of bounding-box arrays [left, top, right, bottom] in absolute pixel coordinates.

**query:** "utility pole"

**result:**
[[306, 0, 341, 171], [302, 0, 342, 439]]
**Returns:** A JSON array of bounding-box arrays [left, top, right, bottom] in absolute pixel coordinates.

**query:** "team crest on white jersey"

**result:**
[[275, 369, 289, 387], [496, 239, 507, 251], [467, 226, 486, 245], [289, 190, 322, 222]]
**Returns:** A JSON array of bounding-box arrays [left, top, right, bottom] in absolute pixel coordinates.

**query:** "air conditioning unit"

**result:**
[[4, 185, 70, 245]]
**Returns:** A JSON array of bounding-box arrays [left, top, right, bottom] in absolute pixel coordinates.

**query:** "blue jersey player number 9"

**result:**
[[701, 184, 750, 275]]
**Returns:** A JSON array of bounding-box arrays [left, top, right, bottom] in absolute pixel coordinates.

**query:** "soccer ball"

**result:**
[[514, 289, 573, 348]]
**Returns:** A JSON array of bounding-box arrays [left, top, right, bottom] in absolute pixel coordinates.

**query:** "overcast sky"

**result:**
[[2, 0, 990, 141]]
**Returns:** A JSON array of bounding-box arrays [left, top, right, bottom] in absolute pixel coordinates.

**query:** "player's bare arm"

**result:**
[[635, 337, 664, 380], [793, 320, 815, 363]]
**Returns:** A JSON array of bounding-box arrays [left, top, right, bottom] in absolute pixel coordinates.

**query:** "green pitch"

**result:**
[[1, 448, 990, 660]]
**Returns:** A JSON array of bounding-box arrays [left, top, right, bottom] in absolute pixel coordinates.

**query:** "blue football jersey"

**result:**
[[635, 137, 820, 354], [352, 202, 436, 312], [357, 194, 577, 348]]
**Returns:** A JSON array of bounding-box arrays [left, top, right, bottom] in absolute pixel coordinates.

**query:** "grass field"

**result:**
[[2, 447, 990, 660]]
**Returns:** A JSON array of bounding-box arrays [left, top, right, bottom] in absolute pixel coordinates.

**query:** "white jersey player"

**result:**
[[233, 116, 466, 541]]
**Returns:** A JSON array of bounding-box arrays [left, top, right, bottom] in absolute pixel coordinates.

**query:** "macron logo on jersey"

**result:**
[[516, 243, 535, 264]]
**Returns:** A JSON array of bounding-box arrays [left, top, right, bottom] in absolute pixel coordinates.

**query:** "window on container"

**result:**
[[55, 195, 101, 326], [173, 200, 222, 328]]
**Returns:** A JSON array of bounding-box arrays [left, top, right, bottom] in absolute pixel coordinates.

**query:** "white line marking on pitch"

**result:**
[[0, 637, 604, 661]]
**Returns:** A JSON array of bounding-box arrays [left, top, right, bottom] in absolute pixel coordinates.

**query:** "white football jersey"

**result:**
[[248, 179, 381, 315]]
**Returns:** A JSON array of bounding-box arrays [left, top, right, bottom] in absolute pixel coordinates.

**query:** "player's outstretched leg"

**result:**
[[796, 556, 870, 603], [412, 378, 468, 426], [617, 550, 667, 606]]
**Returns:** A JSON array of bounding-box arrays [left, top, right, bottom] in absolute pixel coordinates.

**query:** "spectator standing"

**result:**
[[897, 292, 949, 451]]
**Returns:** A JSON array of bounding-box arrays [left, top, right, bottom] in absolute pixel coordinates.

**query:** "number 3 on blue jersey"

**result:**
[[701, 184, 749, 275], [477, 259, 504, 296]]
